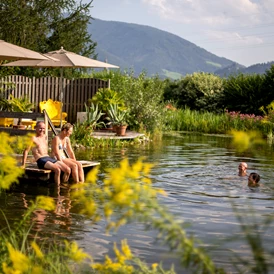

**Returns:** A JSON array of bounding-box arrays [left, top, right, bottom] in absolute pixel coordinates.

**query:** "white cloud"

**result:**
[[142, 0, 266, 26], [262, 0, 274, 10], [142, 0, 174, 18]]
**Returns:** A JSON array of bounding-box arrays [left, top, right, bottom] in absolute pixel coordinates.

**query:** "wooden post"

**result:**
[[44, 110, 48, 141]]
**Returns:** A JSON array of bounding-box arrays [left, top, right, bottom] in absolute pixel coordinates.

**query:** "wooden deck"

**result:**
[[24, 160, 100, 174], [91, 130, 145, 139], [22, 160, 100, 183]]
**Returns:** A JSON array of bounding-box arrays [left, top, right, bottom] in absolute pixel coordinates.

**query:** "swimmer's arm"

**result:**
[[22, 146, 31, 167], [51, 136, 62, 161], [66, 138, 76, 160]]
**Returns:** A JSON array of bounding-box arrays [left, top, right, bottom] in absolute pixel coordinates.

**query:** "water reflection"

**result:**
[[7, 186, 75, 241], [1, 132, 274, 272]]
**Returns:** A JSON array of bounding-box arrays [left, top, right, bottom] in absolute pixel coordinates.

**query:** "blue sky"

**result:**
[[89, 0, 274, 67]]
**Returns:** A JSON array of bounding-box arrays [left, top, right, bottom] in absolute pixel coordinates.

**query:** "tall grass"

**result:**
[[164, 108, 274, 136]]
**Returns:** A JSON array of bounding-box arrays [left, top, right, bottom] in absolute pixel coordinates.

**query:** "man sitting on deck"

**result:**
[[22, 121, 71, 186]]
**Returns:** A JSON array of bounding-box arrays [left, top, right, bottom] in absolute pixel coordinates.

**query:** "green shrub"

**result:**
[[222, 73, 266, 115], [91, 70, 167, 133], [171, 72, 224, 113]]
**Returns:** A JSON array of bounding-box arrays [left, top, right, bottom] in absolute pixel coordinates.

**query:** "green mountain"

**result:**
[[215, 61, 274, 77], [88, 19, 237, 79]]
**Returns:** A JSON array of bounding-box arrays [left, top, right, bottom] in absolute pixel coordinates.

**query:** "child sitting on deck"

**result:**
[[51, 123, 84, 184]]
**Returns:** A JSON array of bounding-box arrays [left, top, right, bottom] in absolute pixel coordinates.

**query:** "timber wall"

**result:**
[[0, 75, 109, 123]]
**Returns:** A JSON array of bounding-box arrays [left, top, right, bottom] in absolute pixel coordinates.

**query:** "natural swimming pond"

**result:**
[[1, 132, 274, 273]]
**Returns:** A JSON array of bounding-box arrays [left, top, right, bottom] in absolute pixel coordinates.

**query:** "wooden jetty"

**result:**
[[22, 160, 100, 183], [91, 129, 145, 140], [24, 160, 99, 174]]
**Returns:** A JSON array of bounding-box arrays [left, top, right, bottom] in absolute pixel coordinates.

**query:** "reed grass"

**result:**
[[164, 108, 274, 137]]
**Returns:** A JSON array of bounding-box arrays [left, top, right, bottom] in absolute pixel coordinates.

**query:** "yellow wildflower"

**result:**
[[113, 242, 125, 263], [156, 188, 167, 196], [121, 240, 132, 259], [142, 162, 154, 175], [104, 205, 113, 218], [230, 130, 264, 152], [142, 177, 152, 185], [2, 262, 21, 274], [65, 241, 90, 262], [152, 263, 158, 270], [120, 158, 130, 173], [80, 200, 97, 217], [85, 166, 99, 184], [6, 242, 30, 272], [31, 241, 44, 259], [130, 160, 143, 179], [30, 266, 43, 274], [35, 196, 55, 211]]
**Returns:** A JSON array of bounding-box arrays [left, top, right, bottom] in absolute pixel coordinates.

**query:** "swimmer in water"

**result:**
[[238, 162, 248, 176]]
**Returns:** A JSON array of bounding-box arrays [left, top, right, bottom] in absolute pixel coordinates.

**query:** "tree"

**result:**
[[261, 65, 274, 107], [222, 73, 266, 115], [174, 72, 224, 112], [0, 0, 97, 76]]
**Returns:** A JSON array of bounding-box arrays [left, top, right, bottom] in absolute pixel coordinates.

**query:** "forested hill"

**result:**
[[88, 19, 237, 79], [215, 61, 274, 77]]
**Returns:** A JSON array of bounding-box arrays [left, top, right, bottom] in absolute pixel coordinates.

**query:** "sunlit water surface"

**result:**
[[1, 132, 274, 273]]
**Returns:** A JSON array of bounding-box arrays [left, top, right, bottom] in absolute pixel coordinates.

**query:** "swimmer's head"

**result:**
[[248, 172, 260, 185], [238, 162, 248, 173]]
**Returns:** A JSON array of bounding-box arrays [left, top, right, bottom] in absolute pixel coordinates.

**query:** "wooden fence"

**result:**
[[0, 75, 109, 123]]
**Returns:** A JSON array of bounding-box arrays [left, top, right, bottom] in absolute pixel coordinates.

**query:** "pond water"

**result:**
[[1, 132, 274, 273]]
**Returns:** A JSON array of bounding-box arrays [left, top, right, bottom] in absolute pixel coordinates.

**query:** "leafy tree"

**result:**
[[0, 0, 97, 77], [222, 73, 267, 115], [174, 72, 224, 112], [260, 65, 274, 110], [163, 78, 180, 102]]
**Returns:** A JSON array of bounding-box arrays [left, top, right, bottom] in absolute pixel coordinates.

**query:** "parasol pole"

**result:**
[[59, 67, 64, 129]]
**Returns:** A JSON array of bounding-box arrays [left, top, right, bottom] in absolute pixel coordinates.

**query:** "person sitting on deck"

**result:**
[[238, 162, 248, 176], [22, 121, 71, 186], [51, 123, 84, 183]]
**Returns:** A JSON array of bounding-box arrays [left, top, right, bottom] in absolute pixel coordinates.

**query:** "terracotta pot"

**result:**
[[112, 124, 117, 133], [116, 125, 127, 136], [13, 124, 27, 129]]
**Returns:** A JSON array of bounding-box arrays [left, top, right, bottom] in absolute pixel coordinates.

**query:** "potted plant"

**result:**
[[89, 88, 125, 128], [107, 104, 128, 136], [84, 102, 105, 130]]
